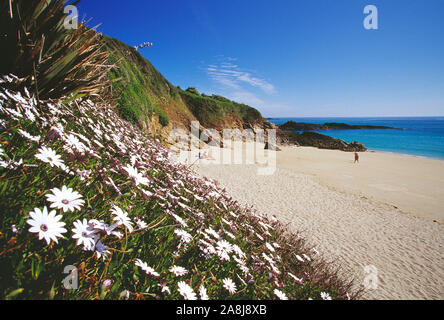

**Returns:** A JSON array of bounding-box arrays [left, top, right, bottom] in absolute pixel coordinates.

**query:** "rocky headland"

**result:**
[[278, 121, 396, 131]]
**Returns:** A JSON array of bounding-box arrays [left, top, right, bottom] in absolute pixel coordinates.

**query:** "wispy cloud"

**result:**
[[230, 91, 265, 107], [206, 58, 276, 95]]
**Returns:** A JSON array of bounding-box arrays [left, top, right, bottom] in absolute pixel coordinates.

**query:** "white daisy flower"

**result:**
[[64, 134, 86, 153], [274, 289, 288, 300], [135, 259, 160, 277], [24, 104, 36, 120], [111, 230, 123, 239], [26, 207, 67, 245], [194, 194, 204, 202], [106, 177, 121, 194], [95, 240, 110, 260], [222, 278, 237, 294], [111, 206, 134, 232], [140, 188, 152, 198], [45, 185, 85, 213], [11, 224, 19, 233], [205, 227, 221, 240], [135, 218, 147, 229], [255, 232, 264, 241], [288, 272, 303, 284], [199, 240, 216, 255], [262, 252, 274, 264], [18, 129, 40, 142], [321, 292, 332, 300], [72, 219, 96, 250], [75, 169, 91, 181], [270, 263, 281, 275], [216, 240, 233, 253], [158, 283, 171, 295], [170, 212, 187, 227], [217, 249, 230, 261], [177, 281, 197, 300], [123, 164, 149, 186], [35, 146, 64, 168], [93, 139, 104, 148], [102, 279, 113, 289], [0, 158, 23, 170], [169, 265, 188, 277], [88, 219, 119, 236], [174, 229, 193, 243], [266, 242, 275, 252], [199, 285, 209, 300], [232, 244, 246, 259], [225, 231, 236, 240]]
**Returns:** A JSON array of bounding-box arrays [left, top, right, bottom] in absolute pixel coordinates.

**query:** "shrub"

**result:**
[[0, 0, 112, 100], [185, 87, 200, 95], [179, 90, 263, 127]]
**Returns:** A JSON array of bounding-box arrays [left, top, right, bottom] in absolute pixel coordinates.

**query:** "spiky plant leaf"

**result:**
[[0, 0, 113, 100]]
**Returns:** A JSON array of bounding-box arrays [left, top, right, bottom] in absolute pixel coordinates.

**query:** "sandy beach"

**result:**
[[181, 145, 444, 299]]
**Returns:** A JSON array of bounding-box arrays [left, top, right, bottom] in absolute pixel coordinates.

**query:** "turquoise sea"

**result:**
[[268, 117, 444, 160]]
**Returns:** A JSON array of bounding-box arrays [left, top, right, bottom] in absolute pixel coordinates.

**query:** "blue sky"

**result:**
[[78, 0, 444, 117]]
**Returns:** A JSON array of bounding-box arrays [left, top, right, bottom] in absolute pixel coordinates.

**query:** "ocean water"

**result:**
[[268, 117, 444, 160]]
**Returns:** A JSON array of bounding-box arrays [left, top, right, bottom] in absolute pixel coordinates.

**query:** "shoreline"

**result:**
[[365, 148, 444, 162], [178, 144, 444, 299]]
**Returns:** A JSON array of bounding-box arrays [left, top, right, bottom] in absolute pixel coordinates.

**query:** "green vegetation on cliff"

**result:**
[[104, 36, 174, 126], [179, 88, 263, 128], [103, 38, 264, 132]]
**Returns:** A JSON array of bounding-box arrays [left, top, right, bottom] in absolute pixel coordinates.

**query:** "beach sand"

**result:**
[[181, 145, 444, 299]]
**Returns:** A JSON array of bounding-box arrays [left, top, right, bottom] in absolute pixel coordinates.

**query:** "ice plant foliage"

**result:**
[[0, 78, 356, 300]]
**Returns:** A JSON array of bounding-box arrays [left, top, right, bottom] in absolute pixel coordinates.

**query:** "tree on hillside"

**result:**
[[185, 87, 199, 95]]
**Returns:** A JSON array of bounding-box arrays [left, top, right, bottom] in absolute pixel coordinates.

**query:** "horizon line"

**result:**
[[264, 115, 444, 118]]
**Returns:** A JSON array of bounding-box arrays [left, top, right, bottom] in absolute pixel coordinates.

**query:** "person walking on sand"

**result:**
[[354, 152, 359, 163]]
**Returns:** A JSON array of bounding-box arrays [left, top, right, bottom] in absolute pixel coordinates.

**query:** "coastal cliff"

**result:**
[[103, 38, 367, 152], [104, 37, 270, 147]]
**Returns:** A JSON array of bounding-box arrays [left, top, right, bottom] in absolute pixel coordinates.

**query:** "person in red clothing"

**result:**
[[354, 152, 359, 163]]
